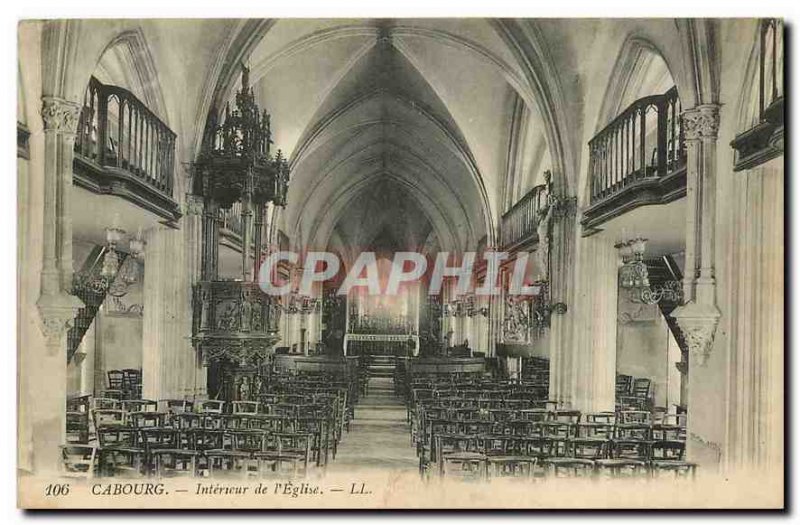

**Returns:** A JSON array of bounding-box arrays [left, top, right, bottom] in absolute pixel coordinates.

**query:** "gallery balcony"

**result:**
[[500, 183, 549, 250], [581, 86, 686, 233], [731, 19, 784, 171], [73, 76, 181, 222]]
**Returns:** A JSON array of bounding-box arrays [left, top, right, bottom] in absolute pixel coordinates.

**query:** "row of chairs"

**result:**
[[419, 416, 694, 480], [63, 367, 364, 479], [64, 427, 314, 478], [406, 376, 694, 481]]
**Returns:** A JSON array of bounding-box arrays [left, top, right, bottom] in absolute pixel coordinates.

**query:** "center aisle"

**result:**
[[325, 376, 419, 473]]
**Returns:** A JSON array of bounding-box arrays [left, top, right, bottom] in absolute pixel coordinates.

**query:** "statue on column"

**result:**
[[238, 375, 251, 401], [534, 199, 554, 282]]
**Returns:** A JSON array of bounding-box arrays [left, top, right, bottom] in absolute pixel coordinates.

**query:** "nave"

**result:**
[[17, 17, 784, 508], [62, 355, 693, 482]]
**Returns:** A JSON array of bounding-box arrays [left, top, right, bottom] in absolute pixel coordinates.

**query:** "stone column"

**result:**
[[569, 234, 619, 413], [31, 96, 84, 475], [720, 158, 784, 473], [548, 196, 577, 405], [142, 225, 194, 400], [184, 194, 207, 398], [670, 105, 723, 467], [485, 243, 501, 358], [79, 319, 97, 395]]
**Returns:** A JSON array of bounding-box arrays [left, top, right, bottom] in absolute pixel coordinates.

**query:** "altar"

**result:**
[[343, 333, 419, 357]]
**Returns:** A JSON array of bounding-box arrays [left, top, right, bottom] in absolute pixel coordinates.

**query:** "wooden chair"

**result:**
[[617, 410, 652, 425], [253, 436, 304, 479], [66, 412, 90, 444], [98, 389, 124, 401], [544, 458, 596, 478], [96, 426, 143, 477], [652, 414, 686, 441], [232, 401, 260, 415], [122, 368, 142, 399], [440, 451, 488, 481], [595, 458, 648, 478], [163, 399, 194, 415], [649, 440, 697, 478], [138, 428, 187, 475], [129, 411, 166, 430], [122, 399, 158, 413], [540, 422, 574, 457], [66, 395, 91, 444], [197, 399, 225, 414], [188, 428, 224, 452], [107, 370, 125, 391], [615, 374, 633, 396], [175, 412, 202, 430], [201, 414, 224, 431], [552, 409, 581, 424], [487, 455, 537, 480], [618, 378, 652, 410], [273, 432, 313, 474], [92, 397, 121, 410], [60, 444, 97, 478], [610, 424, 653, 461], [92, 408, 126, 431], [632, 378, 651, 398], [150, 448, 200, 478], [204, 449, 253, 478], [584, 412, 616, 425], [569, 423, 612, 461]]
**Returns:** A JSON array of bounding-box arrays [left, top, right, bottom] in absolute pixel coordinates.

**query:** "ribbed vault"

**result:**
[[225, 19, 559, 254]]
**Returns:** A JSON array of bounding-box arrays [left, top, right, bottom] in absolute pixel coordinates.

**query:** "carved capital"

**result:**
[[671, 302, 721, 367], [682, 104, 720, 141], [36, 292, 83, 354], [41, 96, 81, 135], [551, 196, 577, 221], [184, 194, 205, 216]]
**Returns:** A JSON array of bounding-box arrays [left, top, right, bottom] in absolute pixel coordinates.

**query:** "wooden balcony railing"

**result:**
[[73, 76, 179, 220], [582, 86, 687, 233], [731, 18, 784, 171], [500, 183, 548, 249], [588, 86, 684, 204]]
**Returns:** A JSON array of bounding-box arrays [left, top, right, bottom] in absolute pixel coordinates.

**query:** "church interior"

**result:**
[[17, 18, 783, 487]]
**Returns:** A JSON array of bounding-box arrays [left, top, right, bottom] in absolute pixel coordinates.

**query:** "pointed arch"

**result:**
[[489, 20, 576, 200], [595, 37, 678, 134], [92, 29, 171, 124]]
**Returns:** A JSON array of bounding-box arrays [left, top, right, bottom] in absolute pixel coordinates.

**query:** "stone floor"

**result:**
[[325, 376, 418, 473]]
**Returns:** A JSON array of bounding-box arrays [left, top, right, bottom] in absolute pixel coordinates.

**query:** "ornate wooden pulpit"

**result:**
[[191, 66, 289, 404]]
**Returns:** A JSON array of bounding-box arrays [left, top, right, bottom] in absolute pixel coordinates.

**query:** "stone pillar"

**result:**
[[142, 225, 194, 400], [30, 96, 84, 475], [548, 197, 577, 405], [486, 243, 501, 358], [569, 234, 618, 413], [184, 194, 207, 398], [79, 319, 97, 395], [720, 158, 784, 473], [670, 105, 723, 467]]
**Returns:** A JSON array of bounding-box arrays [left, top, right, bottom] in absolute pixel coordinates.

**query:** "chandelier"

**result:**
[[74, 227, 144, 297], [617, 237, 683, 305]]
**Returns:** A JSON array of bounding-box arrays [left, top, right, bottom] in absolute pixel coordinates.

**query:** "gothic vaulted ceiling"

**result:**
[[224, 19, 555, 255]]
